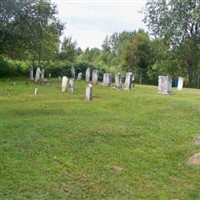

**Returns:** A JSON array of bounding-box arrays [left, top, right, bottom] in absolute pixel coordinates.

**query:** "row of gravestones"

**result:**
[[29, 67, 51, 83], [30, 66, 184, 98]]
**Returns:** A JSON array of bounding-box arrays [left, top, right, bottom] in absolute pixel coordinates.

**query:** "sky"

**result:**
[[52, 0, 148, 50]]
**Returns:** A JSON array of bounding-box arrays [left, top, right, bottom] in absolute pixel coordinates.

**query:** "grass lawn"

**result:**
[[0, 77, 200, 199]]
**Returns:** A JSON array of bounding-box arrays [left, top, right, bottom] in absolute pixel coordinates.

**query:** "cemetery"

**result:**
[[0, 69, 200, 199], [1, 0, 200, 199]]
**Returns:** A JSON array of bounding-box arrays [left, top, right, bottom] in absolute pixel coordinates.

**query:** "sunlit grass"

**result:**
[[0, 78, 200, 199]]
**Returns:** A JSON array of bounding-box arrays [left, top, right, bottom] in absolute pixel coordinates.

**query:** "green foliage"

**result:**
[[59, 37, 78, 62], [143, 0, 200, 87], [1, 79, 200, 199], [0, 0, 64, 61]]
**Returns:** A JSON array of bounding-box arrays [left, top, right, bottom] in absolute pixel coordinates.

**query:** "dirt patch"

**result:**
[[111, 166, 125, 173], [188, 153, 200, 165]]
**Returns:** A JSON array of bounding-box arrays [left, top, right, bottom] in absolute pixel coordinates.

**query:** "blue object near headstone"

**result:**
[[174, 78, 178, 87]]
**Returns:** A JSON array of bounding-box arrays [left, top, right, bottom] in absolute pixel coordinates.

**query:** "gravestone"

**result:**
[[29, 67, 34, 80], [124, 72, 133, 91], [85, 67, 91, 83], [177, 77, 184, 91], [69, 78, 75, 94], [71, 66, 75, 78], [158, 75, 172, 94], [35, 67, 41, 82], [103, 73, 112, 86], [58, 76, 61, 80], [77, 72, 82, 80], [86, 84, 92, 100], [49, 73, 51, 78], [61, 76, 68, 92], [115, 73, 122, 89], [92, 70, 99, 85], [34, 88, 38, 95], [41, 69, 45, 82]]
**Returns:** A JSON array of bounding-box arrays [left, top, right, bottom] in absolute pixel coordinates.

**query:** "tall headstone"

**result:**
[[69, 78, 75, 94], [115, 73, 122, 89], [71, 66, 75, 78], [41, 69, 45, 82], [29, 67, 34, 80], [35, 67, 41, 82], [86, 84, 92, 100], [124, 72, 133, 91], [49, 73, 51, 78], [177, 77, 184, 91], [103, 73, 112, 86], [158, 75, 172, 94], [77, 72, 82, 80], [85, 67, 91, 83], [61, 76, 68, 92], [92, 70, 99, 85]]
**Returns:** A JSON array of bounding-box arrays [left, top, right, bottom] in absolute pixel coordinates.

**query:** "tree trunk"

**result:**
[[187, 59, 194, 88]]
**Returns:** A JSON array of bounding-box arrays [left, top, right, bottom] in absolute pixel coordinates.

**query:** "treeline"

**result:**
[[0, 0, 200, 87]]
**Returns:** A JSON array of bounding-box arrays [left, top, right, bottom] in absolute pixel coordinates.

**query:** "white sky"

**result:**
[[52, 0, 148, 50]]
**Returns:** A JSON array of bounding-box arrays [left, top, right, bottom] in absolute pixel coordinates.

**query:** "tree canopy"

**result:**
[[143, 0, 200, 87], [0, 0, 64, 61]]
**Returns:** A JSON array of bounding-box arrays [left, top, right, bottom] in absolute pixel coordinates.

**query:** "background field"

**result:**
[[1, 78, 200, 199]]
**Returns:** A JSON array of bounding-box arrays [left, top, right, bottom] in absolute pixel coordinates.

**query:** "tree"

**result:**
[[122, 30, 153, 71], [143, 0, 200, 87], [0, 0, 64, 61], [59, 37, 77, 62]]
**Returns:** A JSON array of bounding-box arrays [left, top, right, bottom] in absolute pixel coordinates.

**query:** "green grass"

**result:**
[[0, 78, 200, 199]]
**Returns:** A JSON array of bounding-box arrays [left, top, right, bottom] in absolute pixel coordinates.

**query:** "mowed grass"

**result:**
[[0, 77, 200, 200]]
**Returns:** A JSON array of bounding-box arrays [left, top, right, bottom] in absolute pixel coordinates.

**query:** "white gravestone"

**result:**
[[92, 70, 99, 85], [115, 73, 122, 89], [34, 88, 38, 95], [29, 67, 34, 80], [61, 76, 68, 92], [41, 69, 45, 82], [158, 75, 172, 94], [124, 72, 133, 91], [177, 77, 184, 91], [49, 73, 51, 78], [77, 72, 82, 80], [35, 67, 41, 82], [103, 73, 112, 86], [69, 78, 75, 94], [85, 67, 91, 83], [86, 84, 92, 100], [71, 66, 75, 78]]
